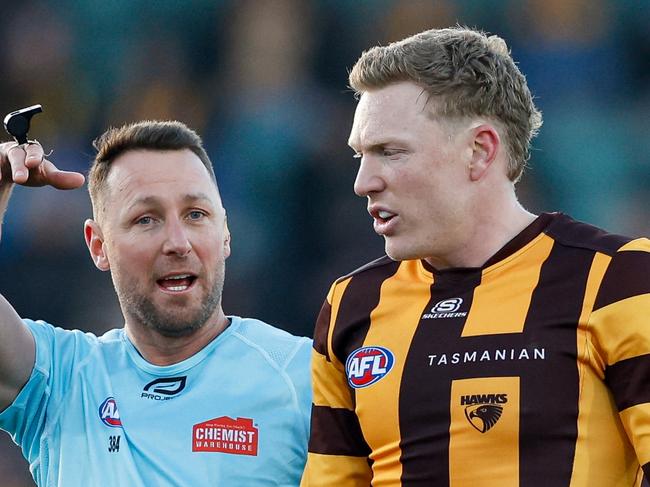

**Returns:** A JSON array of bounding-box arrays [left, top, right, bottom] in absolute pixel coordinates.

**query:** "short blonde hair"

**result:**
[[349, 27, 542, 182]]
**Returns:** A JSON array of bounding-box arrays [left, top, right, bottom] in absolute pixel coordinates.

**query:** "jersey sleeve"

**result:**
[[301, 282, 372, 486], [587, 239, 650, 476], [284, 336, 314, 450], [0, 320, 91, 464]]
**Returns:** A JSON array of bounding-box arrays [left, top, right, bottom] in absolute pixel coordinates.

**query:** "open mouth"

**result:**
[[376, 210, 396, 225], [369, 208, 398, 236], [370, 208, 397, 225], [156, 274, 197, 292]]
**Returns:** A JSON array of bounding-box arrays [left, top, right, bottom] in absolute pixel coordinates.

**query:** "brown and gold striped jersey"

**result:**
[[302, 213, 650, 486]]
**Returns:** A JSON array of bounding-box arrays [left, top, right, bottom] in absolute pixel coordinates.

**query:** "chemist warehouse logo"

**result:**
[[422, 298, 467, 319], [193, 416, 258, 456], [346, 346, 394, 389], [461, 393, 508, 433]]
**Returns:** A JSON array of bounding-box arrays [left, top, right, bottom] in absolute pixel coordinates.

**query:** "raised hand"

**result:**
[[0, 140, 85, 189]]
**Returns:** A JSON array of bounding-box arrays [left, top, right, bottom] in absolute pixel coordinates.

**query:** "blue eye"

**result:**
[[382, 149, 401, 157], [136, 216, 153, 225], [188, 211, 205, 220]]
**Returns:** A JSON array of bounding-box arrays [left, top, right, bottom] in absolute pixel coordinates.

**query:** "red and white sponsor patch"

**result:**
[[192, 416, 258, 456]]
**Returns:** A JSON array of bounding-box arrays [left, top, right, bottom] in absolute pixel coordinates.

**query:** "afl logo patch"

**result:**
[[346, 346, 394, 389], [99, 397, 122, 428]]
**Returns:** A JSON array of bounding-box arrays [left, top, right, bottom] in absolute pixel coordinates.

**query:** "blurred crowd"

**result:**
[[0, 0, 648, 484]]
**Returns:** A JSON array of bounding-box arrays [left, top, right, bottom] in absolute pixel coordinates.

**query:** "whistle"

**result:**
[[3, 104, 43, 145]]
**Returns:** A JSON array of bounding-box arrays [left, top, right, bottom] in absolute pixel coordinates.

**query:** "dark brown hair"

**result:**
[[89, 120, 216, 217]]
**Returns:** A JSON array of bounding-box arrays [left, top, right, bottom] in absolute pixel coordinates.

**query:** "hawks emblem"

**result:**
[[464, 403, 503, 433]]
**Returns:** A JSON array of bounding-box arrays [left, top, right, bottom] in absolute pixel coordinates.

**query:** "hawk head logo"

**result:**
[[465, 404, 503, 433]]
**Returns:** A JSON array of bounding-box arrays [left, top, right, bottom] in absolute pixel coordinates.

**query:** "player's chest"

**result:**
[[56, 366, 299, 471]]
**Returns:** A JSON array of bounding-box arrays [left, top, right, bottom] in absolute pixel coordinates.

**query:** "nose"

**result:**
[[162, 219, 192, 257], [353, 156, 386, 197]]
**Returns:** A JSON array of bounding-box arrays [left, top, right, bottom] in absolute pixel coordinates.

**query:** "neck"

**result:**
[[125, 308, 230, 366], [425, 191, 536, 270]]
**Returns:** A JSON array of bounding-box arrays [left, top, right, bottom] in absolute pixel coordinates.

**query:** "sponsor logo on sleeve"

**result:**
[[192, 416, 258, 456], [99, 397, 122, 428], [345, 346, 394, 389]]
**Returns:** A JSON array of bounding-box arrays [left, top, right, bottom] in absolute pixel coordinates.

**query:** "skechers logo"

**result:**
[[346, 346, 394, 389], [461, 393, 508, 433], [141, 376, 187, 401], [422, 298, 467, 319]]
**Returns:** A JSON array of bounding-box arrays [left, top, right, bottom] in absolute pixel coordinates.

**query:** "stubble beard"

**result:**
[[115, 263, 226, 338]]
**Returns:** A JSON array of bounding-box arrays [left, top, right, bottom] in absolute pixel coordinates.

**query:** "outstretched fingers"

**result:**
[[1, 141, 85, 189], [40, 159, 85, 189]]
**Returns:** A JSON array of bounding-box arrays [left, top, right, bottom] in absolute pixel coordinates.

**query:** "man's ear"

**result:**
[[223, 217, 231, 259], [468, 124, 500, 182], [84, 219, 110, 271]]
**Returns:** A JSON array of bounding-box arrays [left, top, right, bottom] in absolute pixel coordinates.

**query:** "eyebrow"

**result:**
[[348, 139, 409, 152], [126, 193, 214, 212], [182, 192, 213, 204]]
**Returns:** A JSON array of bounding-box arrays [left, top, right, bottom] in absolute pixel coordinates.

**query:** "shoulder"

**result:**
[[328, 254, 401, 296], [338, 254, 399, 281], [544, 213, 650, 308], [23, 320, 125, 368], [544, 213, 638, 255], [323, 255, 402, 310], [23, 319, 102, 348], [228, 316, 311, 370], [593, 237, 650, 312]]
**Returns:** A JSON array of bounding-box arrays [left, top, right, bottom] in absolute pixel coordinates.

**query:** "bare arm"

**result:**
[[0, 141, 84, 411]]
